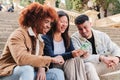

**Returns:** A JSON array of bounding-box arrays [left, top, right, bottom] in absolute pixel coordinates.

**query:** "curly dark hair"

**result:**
[[19, 2, 58, 28]]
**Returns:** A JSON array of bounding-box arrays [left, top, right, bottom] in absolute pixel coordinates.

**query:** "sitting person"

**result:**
[[0, 2, 64, 80], [42, 11, 88, 80], [7, 3, 14, 12], [71, 14, 120, 80], [0, 3, 3, 11]]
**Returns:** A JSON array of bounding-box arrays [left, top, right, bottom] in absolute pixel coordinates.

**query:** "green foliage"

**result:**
[[65, 0, 84, 12], [55, 0, 60, 8], [35, 0, 45, 4], [20, 0, 29, 6], [20, 0, 45, 6], [112, 0, 120, 14], [65, 0, 73, 10], [72, 0, 83, 11], [95, 0, 116, 10]]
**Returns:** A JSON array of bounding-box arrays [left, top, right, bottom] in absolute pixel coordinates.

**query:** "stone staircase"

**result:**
[[0, 11, 120, 52], [0, 11, 120, 80], [0, 11, 19, 54]]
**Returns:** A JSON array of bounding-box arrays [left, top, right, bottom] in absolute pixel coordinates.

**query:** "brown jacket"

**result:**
[[0, 27, 51, 76]]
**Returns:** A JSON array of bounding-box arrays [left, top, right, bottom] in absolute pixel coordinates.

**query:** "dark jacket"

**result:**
[[42, 34, 74, 61]]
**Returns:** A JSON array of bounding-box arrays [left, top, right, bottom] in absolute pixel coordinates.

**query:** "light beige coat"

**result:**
[[0, 27, 51, 76]]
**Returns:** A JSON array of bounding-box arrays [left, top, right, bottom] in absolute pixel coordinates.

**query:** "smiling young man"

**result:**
[[71, 14, 120, 80]]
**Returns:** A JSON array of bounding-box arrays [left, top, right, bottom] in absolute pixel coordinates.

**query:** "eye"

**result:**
[[78, 28, 82, 31], [44, 20, 49, 23]]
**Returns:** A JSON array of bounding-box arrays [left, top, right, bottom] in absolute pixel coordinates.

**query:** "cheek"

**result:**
[[37, 26, 43, 34]]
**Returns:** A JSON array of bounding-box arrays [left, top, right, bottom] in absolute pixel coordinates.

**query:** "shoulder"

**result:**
[[42, 34, 53, 42], [93, 29, 109, 37], [92, 29, 109, 39], [9, 27, 27, 39], [71, 31, 79, 38]]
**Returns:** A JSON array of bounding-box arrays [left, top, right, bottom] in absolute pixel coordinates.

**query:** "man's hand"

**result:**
[[108, 56, 119, 68], [100, 55, 119, 69], [72, 49, 89, 58], [36, 67, 46, 80]]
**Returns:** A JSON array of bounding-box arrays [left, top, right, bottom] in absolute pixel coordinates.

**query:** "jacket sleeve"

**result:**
[[103, 33, 120, 57], [8, 30, 52, 68], [42, 35, 55, 57]]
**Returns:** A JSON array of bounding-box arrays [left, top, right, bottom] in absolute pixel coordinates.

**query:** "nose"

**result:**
[[62, 22, 68, 27], [82, 28, 86, 33], [47, 22, 51, 28]]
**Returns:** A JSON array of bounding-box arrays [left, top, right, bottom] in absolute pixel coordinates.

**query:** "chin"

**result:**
[[42, 33, 46, 35], [61, 31, 65, 33], [82, 35, 88, 38]]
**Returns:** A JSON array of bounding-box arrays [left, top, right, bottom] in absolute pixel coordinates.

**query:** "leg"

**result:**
[[85, 62, 100, 80], [0, 65, 35, 80], [46, 68, 65, 80], [63, 57, 87, 80]]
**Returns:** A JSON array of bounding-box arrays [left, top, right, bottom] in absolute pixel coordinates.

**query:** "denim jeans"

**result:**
[[46, 68, 65, 80], [0, 66, 65, 80], [0, 65, 35, 80]]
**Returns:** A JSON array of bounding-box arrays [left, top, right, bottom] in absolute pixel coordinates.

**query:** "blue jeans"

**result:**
[[46, 68, 65, 80], [0, 66, 65, 80], [0, 65, 35, 80]]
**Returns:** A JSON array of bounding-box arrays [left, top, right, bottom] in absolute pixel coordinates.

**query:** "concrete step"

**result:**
[[0, 38, 8, 42], [100, 70, 120, 80], [0, 42, 6, 51]]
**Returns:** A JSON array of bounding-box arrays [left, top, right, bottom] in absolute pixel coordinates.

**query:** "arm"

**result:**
[[36, 67, 46, 80], [104, 33, 120, 57], [71, 33, 100, 63], [9, 30, 52, 67]]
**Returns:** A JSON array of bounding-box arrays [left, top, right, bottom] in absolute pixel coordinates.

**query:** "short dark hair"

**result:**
[[74, 14, 89, 25]]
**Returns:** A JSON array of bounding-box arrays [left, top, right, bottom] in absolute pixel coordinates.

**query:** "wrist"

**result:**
[[99, 55, 105, 62], [51, 58, 54, 63]]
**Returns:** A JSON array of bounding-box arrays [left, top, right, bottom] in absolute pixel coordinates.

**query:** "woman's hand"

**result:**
[[51, 55, 65, 65], [36, 67, 46, 80]]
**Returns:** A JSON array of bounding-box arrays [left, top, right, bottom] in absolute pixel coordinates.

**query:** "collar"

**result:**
[[28, 27, 36, 37], [28, 27, 44, 42], [77, 28, 101, 44]]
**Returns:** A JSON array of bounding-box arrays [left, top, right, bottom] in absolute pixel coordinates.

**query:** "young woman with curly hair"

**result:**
[[0, 2, 65, 80]]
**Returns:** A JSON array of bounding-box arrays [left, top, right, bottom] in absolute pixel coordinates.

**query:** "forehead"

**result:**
[[43, 17, 52, 21], [59, 16, 67, 20]]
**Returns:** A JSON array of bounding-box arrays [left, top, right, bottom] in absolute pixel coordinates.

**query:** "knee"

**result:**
[[85, 62, 96, 73], [47, 68, 65, 80], [18, 65, 34, 73], [51, 68, 64, 76]]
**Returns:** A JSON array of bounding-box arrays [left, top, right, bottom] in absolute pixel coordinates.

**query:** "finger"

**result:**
[[40, 75, 46, 80], [108, 62, 116, 69], [37, 76, 40, 80], [59, 60, 64, 65], [112, 61, 118, 65]]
